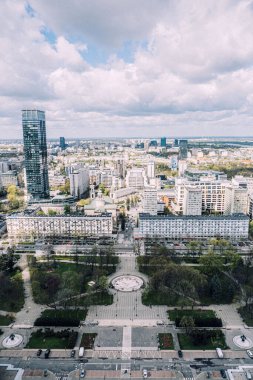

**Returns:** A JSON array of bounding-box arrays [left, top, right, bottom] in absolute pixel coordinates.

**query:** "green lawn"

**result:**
[[26, 329, 77, 349], [65, 291, 113, 307], [169, 309, 216, 320], [178, 331, 228, 350], [142, 289, 188, 307], [0, 315, 14, 326], [158, 333, 174, 350]]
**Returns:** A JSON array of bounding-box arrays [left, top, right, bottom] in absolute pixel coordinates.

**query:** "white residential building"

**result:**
[[147, 161, 155, 180], [111, 187, 137, 202], [173, 177, 229, 214], [69, 167, 89, 199], [0, 171, 18, 188], [142, 187, 157, 215], [0, 161, 9, 173], [183, 187, 202, 216], [178, 160, 187, 176], [137, 213, 249, 240], [7, 212, 113, 241], [224, 185, 248, 215], [126, 168, 147, 190]]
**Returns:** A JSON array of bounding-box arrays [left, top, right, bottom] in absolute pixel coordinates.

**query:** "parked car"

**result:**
[[71, 349, 75, 358], [80, 369, 86, 378], [142, 369, 148, 378], [220, 369, 226, 378], [247, 350, 253, 358], [44, 349, 51, 359], [178, 350, 183, 358], [36, 349, 42, 357]]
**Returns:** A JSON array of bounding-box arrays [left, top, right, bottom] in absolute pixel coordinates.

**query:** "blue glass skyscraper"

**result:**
[[22, 110, 50, 199]]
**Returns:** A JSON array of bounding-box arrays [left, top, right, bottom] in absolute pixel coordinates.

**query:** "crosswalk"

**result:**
[[55, 373, 68, 380]]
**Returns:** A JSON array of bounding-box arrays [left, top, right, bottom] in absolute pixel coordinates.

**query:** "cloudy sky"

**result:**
[[1, 0, 253, 138]]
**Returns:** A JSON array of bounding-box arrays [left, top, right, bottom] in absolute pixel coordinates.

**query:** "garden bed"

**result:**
[[158, 333, 174, 350], [80, 333, 97, 349]]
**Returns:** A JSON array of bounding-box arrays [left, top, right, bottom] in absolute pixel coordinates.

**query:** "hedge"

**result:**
[[34, 316, 79, 327], [175, 316, 222, 328]]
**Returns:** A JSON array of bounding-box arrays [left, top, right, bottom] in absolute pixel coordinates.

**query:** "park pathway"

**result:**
[[13, 254, 45, 328], [87, 253, 168, 325]]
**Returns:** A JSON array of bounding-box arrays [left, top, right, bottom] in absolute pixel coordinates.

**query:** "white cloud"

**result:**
[[1, 0, 253, 137]]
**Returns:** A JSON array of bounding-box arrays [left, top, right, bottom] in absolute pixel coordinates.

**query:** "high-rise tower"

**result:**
[[22, 109, 50, 199]]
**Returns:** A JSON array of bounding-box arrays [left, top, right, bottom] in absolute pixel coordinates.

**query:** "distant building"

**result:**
[[183, 187, 202, 216], [114, 159, 125, 178], [170, 156, 178, 171], [59, 136, 66, 150], [179, 139, 188, 159], [161, 137, 166, 147], [147, 161, 155, 180], [69, 167, 89, 199], [142, 187, 157, 215], [22, 109, 49, 199], [0, 171, 18, 188], [224, 185, 248, 215], [174, 138, 179, 147], [178, 160, 187, 176], [149, 140, 158, 147], [126, 168, 147, 190], [0, 161, 9, 173]]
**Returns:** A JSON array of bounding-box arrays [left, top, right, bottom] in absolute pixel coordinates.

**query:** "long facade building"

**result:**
[[137, 213, 249, 240], [7, 213, 113, 241]]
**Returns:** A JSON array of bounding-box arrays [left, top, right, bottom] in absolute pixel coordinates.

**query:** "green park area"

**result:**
[[26, 329, 78, 349], [0, 314, 14, 326], [178, 329, 227, 350], [168, 309, 222, 327], [29, 248, 117, 307], [138, 245, 249, 307]]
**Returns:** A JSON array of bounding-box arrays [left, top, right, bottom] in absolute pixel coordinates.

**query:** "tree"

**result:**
[[48, 209, 57, 216], [64, 205, 71, 215], [186, 241, 199, 255], [210, 274, 222, 302], [78, 199, 90, 206], [98, 275, 108, 291], [199, 251, 224, 275], [179, 316, 195, 334]]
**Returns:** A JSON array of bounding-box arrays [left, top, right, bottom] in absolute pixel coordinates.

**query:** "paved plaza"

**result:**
[[86, 254, 168, 325]]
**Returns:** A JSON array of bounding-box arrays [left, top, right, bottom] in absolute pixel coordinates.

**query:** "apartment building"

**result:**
[[142, 187, 157, 215], [126, 168, 147, 190], [138, 213, 249, 240], [7, 212, 113, 241], [173, 177, 229, 214]]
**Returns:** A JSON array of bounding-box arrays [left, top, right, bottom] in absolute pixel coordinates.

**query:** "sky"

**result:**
[[1, 0, 253, 138]]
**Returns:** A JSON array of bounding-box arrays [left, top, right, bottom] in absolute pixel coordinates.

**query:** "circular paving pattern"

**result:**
[[111, 275, 144, 292], [233, 335, 253, 349], [2, 333, 23, 348]]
